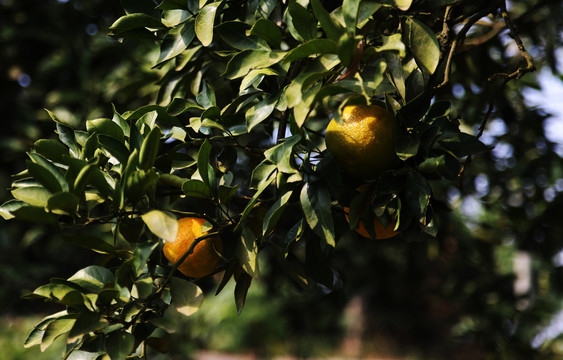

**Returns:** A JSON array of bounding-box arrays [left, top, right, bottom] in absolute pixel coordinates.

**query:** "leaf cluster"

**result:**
[[0, 0, 500, 358]]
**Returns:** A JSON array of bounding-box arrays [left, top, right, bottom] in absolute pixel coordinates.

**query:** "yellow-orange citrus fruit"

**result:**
[[163, 217, 223, 278], [325, 104, 400, 179], [344, 207, 398, 239]]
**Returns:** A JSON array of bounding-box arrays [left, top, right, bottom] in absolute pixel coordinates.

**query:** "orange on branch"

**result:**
[[325, 104, 400, 179], [343, 207, 398, 240], [163, 217, 223, 278]]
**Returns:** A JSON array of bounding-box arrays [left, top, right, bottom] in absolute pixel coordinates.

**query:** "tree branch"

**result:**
[[435, 8, 494, 89], [488, 1, 536, 81]]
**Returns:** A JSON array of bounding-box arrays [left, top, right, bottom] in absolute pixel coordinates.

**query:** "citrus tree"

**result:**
[[1, 0, 561, 358]]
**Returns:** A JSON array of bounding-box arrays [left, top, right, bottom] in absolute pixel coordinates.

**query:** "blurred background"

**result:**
[[2, 0, 563, 359]]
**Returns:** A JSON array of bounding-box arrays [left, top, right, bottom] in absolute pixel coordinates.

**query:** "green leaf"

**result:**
[[41, 315, 78, 352], [284, 39, 338, 63], [236, 173, 275, 232], [311, 0, 343, 41], [98, 134, 130, 166], [125, 105, 181, 127], [386, 52, 406, 101], [286, 2, 316, 42], [69, 266, 116, 294], [395, 0, 412, 11], [130, 241, 160, 277], [139, 126, 162, 171], [155, 18, 196, 66], [109, 13, 165, 35], [300, 182, 336, 247], [439, 133, 489, 157], [248, 18, 281, 48], [106, 330, 135, 360], [197, 139, 216, 193], [0, 200, 24, 220], [72, 164, 95, 195], [86, 118, 125, 142], [170, 277, 204, 316], [24, 311, 66, 348], [223, 50, 285, 79], [10, 204, 58, 224], [264, 134, 301, 174], [405, 170, 431, 223], [218, 184, 240, 204], [234, 272, 252, 315], [167, 98, 204, 116], [197, 81, 217, 108], [124, 169, 159, 203], [237, 227, 260, 278], [396, 135, 420, 160], [342, 0, 360, 34], [142, 210, 178, 242], [195, 1, 222, 46], [66, 158, 114, 198], [33, 139, 69, 165], [240, 68, 281, 91], [376, 33, 406, 57], [55, 122, 80, 157], [11, 186, 51, 207], [68, 312, 109, 341], [47, 192, 79, 214], [417, 154, 448, 173], [246, 92, 279, 131], [182, 179, 211, 198], [425, 100, 451, 120], [263, 190, 292, 236], [404, 18, 440, 74], [28, 153, 68, 192], [338, 33, 356, 67], [294, 82, 322, 127], [216, 21, 270, 50], [357, 1, 382, 28]]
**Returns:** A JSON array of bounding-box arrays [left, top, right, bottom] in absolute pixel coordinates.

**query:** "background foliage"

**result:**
[[2, 0, 563, 359]]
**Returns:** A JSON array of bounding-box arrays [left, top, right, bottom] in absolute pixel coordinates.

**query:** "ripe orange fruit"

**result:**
[[163, 217, 223, 278], [343, 207, 398, 239], [325, 104, 400, 179]]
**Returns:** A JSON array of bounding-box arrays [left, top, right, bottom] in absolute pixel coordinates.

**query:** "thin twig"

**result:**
[[457, 78, 509, 186], [488, 1, 536, 81], [435, 8, 494, 89]]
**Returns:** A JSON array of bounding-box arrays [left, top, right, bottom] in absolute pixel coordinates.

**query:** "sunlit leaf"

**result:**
[[223, 50, 286, 79], [284, 39, 337, 63], [404, 18, 440, 74], [106, 330, 135, 360], [246, 92, 279, 131], [170, 277, 204, 316], [155, 18, 196, 66], [68, 266, 116, 294], [237, 226, 260, 278], [195, 1, 222, 46], [216, 21, 270, 50], [11, 186, 51, 207], [142, 210, 179, 242], [311, 0, 343, 41], [286, 2, 316, 42], [248, 18, 281, 48], [395, 0, 412, 11]]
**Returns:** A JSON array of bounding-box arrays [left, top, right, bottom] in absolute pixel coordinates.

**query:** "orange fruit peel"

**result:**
[[325, 104, 400, 179], [163, 217, 223, 278], [343, 207, 398, 239]]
